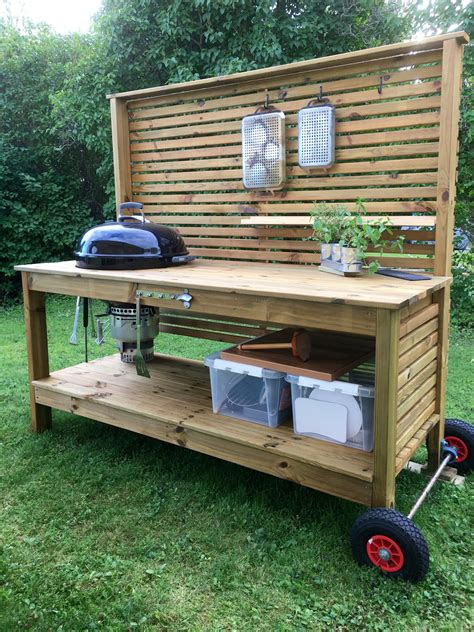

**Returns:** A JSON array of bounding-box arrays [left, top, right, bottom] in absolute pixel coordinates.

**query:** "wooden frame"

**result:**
[[16, 32, 467, 510]]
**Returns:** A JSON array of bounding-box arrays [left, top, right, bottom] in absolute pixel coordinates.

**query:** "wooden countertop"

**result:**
[[15, 260, 450, 309]]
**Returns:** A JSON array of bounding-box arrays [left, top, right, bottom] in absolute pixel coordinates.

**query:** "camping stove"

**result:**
[[109, 303, 159, 363]]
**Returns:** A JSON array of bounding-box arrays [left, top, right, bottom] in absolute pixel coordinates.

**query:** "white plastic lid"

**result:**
[[286, 372, 374, 397], [204, 351, 286, 379]]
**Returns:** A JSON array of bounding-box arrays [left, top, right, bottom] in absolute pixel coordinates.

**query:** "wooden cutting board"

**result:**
[[219, 328, 375, 381]]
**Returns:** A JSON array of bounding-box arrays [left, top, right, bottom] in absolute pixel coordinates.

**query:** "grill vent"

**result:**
[[298, 103, 335, 169], [242, 110, 285, 189]]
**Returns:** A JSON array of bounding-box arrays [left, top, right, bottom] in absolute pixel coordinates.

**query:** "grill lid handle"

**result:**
[[118, 202, 145, 223]]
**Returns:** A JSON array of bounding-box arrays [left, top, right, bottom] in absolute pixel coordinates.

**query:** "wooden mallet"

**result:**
[[238, 330, 312, 362]]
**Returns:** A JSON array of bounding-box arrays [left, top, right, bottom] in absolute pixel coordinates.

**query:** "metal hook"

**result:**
[[264, 90, 269, 109], [317, 85, 324, 102], [378, 76, 383, 95]]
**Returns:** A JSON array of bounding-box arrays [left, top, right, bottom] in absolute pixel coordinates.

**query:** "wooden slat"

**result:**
[[397, 359, 437, 406], [145, 201, 437, 215], [132, 172, 438, 190], [398, 346, 438, 389], [159, 314, 270, 338], [397, 373, 437, 420], [131, 155, 439, 175], [396, 390, 437, 453], [398, 331, 438, 372], [240, 216, 437, 227], [399, 303, 439, 337], [400, 296, 432, 320], [399, 317, 438, 355], [129, 58, 442, 123], [129, 81, 442, 139], [395, 416, 438, 474], [109, 32, 467, 100], [130, 133, 440, 161]]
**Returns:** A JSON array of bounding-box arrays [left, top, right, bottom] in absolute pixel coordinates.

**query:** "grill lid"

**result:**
[[75, 203, 193, 270]]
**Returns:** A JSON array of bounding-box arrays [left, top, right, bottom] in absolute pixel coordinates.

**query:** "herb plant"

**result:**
[[310, 200, 404, 274]]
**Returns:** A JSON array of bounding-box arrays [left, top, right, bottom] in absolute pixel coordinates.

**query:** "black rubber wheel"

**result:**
[[351, 508, 429, 583], [443, 419, 474, 474]]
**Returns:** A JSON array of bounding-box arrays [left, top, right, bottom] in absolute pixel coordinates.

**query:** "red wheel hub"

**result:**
[[445, 436, 468, 463], [366, 535, 404, 572]]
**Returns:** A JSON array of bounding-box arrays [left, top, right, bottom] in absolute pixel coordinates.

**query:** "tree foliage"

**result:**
[[0, 0, 472, 307]]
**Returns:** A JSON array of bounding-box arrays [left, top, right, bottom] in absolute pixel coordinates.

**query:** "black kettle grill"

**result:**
[[75, 202, 194, 270]]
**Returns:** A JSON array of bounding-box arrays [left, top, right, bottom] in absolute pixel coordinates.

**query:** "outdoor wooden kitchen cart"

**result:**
[[16, 32, 472, 582]]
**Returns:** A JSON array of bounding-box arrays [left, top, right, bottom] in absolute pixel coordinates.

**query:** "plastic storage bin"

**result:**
[[286, 371, 375, 451], [204, 352, 291, 427]]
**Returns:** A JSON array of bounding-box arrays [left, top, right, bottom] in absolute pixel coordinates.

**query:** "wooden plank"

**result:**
[[400, 296, 432, 320], [129, 81, 442, 140], [160, 314, 269, 338], [398, 331, 438, 372], [220, 328, 374, 381], [396, 392, 437, 453], [240, 216, 437, 227], [128, 60, 442, 123], [434, 39, 464, 276], [36, 387, 371, 505], [428, 287, 450, 471], [429, 39, 464, 469], [395, 416, 438, 474], [132, 171, 438, 189], [399, 303, 439, 337], [397, 359, 437, 407], [24, 270, 379, 334], [127, 50, 443, 111], [397, 372, 437, 420], [132, 155, 439, 176], [372, 309, 400, 508], [16, 259, 450, 312], [144, 201, 438, 216], [130, 131, 440, 160], [399, 317, 438, 355], [21, 272, 51, 433], [398, 346, 438, 390], [134, 187, 438, 203], [110, 97, 132, 206], [107, 32, 467, 100]]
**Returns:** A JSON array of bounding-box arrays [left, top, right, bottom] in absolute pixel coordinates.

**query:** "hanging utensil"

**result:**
[[88, 299, 96, 338], [83, 297, 89, 363], [69, 296, 81, 345], [134, 295, 150, 378]]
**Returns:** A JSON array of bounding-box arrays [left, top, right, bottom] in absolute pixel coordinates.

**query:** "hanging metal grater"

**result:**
[[298, 98, 335, 169], [242, 106, 286, 190]]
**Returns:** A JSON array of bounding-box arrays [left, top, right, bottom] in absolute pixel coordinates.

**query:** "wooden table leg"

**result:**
[[21, 271, 52, 432], [372, 309, 400, 508], [427, 287, 449, 471]]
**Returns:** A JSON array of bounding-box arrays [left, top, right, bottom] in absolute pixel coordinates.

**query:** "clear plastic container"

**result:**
[[204, 352, 291, 427], [286, 370, 375, 451]]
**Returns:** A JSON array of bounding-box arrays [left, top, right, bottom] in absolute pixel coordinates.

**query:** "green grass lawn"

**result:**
[[0, 296, 473, 631]]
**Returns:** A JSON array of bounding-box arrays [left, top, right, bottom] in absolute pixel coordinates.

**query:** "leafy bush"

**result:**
[[451, 250, 474, 330]]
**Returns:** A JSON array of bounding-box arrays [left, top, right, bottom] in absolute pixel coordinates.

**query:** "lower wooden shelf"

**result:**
[[33, 353, 374, 505]]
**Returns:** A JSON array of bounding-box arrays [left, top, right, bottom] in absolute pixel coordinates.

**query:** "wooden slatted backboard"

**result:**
[[108, 32, 467, 341]]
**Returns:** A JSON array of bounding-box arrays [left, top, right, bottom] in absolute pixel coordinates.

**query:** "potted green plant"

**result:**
[[309, 203, 348, 263], [310, 201, 404, 276]]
